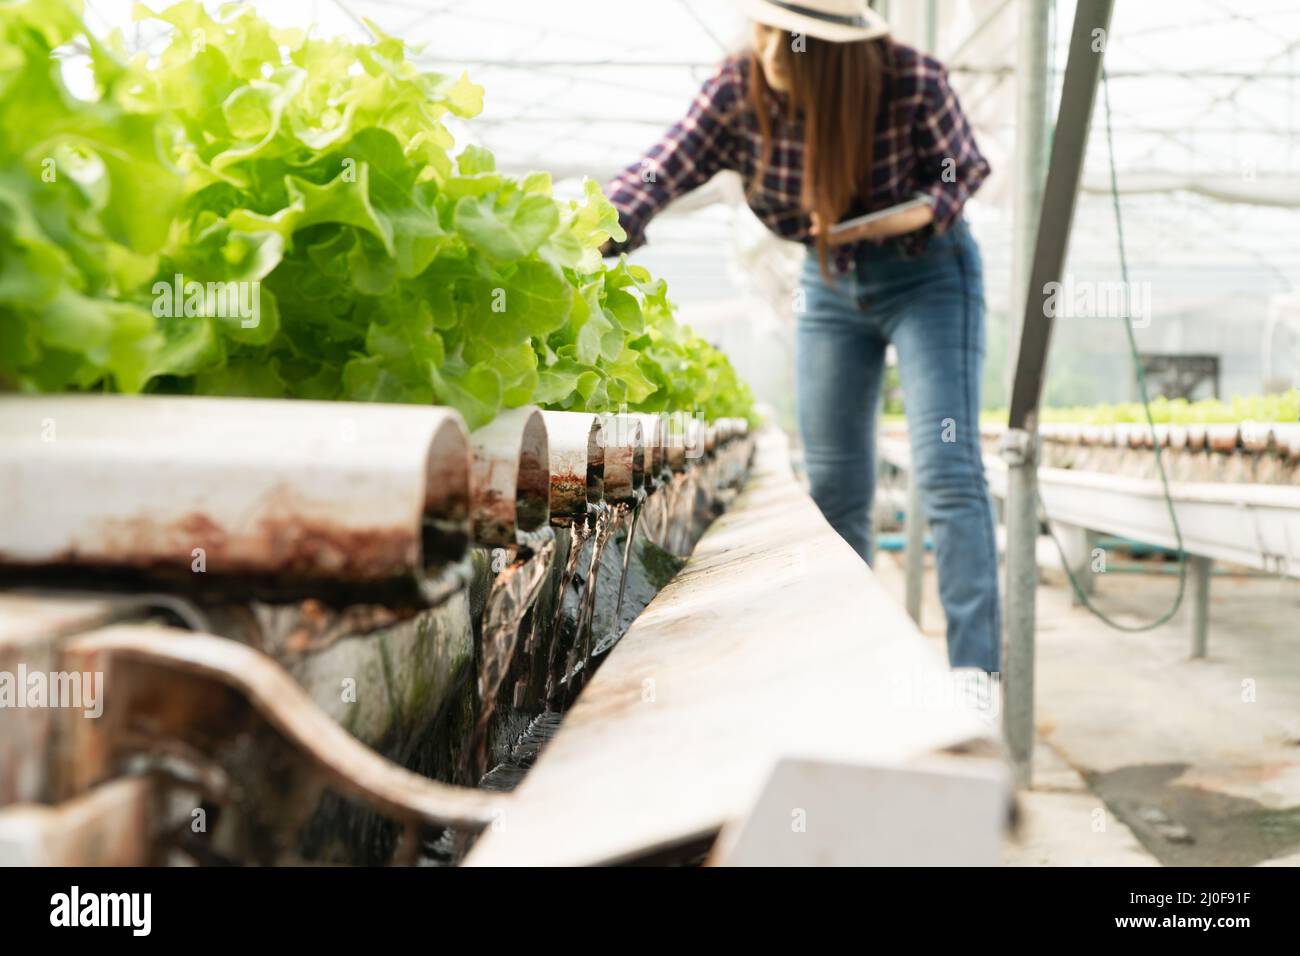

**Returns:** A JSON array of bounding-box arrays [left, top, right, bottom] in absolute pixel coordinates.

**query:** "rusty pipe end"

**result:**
[[682, 416, 706, 467], [721, 417, 749, 442], [540, 411, 606, 520], [598, 413, 645, 503], [470, 407, 551, 548], [420, 414, 473, 569], [634, 413, 666, 485], [663, 414, 687, 473], [665, 416, 707, 470], [586, 418, 606, 507]]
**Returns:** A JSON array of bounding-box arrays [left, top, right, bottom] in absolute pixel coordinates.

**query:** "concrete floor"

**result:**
[[873, 541, 1300, 867]]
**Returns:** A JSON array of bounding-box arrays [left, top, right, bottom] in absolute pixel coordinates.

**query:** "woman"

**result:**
[[603, 0, 1000, 674]]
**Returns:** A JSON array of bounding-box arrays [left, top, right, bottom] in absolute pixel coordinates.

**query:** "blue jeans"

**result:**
[[796, 220, 1001, 672]]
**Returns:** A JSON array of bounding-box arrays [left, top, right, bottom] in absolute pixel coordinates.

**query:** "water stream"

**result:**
[[465, 531, 556, 779], [592, 487, 647, 658], [541, 517, 592, 704], [556, 501, 622, 705]]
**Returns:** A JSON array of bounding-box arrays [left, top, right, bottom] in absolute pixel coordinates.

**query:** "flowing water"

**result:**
[[465, 532, 556, 779], [430, 448, 749, 863], [666, 471, 698, 555], [557, 501, 623, 704], [541, 518, 592, 704], [592, 487, 647, 658]]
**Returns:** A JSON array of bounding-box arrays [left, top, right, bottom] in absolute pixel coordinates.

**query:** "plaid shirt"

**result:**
[[605, 42, 989, 274]]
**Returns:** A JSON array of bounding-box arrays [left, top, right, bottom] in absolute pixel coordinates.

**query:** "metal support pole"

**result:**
[[1189, 555, 1212, 659], [1003, 0, 1115, 789], [925, 0, 940, 54], [904, 470, 925, 625], [1002, 432, 1038, 787]]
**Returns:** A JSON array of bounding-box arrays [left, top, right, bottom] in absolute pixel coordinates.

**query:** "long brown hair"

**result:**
[[748, 28, 891, 277]]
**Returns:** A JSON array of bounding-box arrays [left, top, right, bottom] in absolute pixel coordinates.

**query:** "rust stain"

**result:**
[[257, 514, 418, 578], [281, 599, 411, 654], [425, 454, 471, 519], [30, 510, 419, 581], [471, 487, 516, 545], [550, 471, 585, 493], [174, 513, 228, 547], [549, 469, 587, 516]]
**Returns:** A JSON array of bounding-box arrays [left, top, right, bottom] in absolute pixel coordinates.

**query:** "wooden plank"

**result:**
[[465, 427, 996, 866]]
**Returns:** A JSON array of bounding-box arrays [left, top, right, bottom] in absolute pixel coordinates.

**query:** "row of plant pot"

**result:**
[[981, 421, 1300, 457]]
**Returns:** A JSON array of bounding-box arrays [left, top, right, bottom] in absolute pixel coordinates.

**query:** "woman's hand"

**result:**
[[811, 202, 936, 246]]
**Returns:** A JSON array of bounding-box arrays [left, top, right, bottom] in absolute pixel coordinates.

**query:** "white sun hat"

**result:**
[[738, 0, 891, 43]]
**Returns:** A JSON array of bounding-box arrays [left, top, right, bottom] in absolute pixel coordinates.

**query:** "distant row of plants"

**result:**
[[976, 391, 1300, 427]]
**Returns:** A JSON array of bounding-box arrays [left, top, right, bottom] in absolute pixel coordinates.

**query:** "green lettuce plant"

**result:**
[[978, 389, 1300, 428], [0, 0, 754, 427]]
